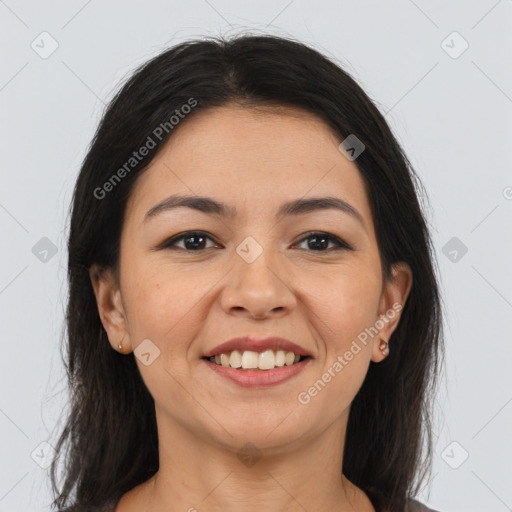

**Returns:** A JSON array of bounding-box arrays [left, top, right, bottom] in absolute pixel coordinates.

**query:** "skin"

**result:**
[[90, 104, 412, 512]]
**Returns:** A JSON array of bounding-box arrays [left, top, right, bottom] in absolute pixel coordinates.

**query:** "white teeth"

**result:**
[[258, 349, 275, 370], [209, 349, 305, 370], [275, 350, 286, 367], [241, 350, 259, 369], [229, 350, 242, 368]]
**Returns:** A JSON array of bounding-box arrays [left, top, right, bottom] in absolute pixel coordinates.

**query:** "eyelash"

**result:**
[[160, 230, 353, 253]]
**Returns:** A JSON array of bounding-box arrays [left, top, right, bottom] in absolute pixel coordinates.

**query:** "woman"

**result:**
[[51, 34, 444, 512]]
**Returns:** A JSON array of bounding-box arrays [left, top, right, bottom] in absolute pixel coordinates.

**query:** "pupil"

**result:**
[[308, 235, 328, 250], [185, 234, 205, 250]]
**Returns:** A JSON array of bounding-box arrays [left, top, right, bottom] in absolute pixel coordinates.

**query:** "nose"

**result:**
[[220, 249, 297, 320]]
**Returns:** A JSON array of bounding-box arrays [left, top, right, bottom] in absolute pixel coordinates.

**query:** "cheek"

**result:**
[[329, 291, 379, 352], [302, 263, 382, 353], [298, 277, 380, 415], [121, 259, 204, 351]]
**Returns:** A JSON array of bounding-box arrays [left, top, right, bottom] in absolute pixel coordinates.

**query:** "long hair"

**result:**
[[50, 33, 444, 512]]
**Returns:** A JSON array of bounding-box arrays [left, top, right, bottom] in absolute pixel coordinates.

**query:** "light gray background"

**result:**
[[1, 1, 511, 511]]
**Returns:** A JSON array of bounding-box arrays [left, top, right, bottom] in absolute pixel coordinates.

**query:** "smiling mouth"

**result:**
[[202, 349, 311, 371]]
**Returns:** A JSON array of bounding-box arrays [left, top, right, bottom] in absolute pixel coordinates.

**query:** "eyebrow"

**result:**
[[144, 194, 366, 228]]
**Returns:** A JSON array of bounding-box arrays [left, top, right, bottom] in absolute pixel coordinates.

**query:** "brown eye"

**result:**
[[295, 232, 353, 252], [161, 231, 219, 251]]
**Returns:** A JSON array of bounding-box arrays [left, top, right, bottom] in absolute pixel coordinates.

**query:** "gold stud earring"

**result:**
[[379, 340, 389, 357], [118, 336, 124, 352]]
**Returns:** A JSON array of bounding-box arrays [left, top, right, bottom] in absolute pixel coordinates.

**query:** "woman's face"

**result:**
[[92, 104, 412, 455]]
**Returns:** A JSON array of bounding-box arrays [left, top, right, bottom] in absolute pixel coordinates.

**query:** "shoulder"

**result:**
[[406, 498, 441, 512]]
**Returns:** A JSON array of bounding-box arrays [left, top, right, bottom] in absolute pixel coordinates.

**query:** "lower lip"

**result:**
[[202, 358, 312, 388]]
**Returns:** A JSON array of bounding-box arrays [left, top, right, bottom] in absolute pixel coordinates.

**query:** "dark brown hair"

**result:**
[[50, 33, 444, 512]]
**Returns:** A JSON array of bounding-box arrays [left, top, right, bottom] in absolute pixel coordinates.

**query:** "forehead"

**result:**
[[125, 104, 373, 228]]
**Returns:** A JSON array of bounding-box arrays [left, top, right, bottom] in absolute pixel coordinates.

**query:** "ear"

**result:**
[[371, 261, 413, 363], [89, 264, 132, 353]]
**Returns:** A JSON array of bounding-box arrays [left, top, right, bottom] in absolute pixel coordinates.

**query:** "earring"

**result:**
[[379, 340, 389, 357], [118, 336, 124, 352]]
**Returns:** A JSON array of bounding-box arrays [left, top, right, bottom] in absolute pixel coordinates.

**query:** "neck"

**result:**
[[136, 407, 375, 512]]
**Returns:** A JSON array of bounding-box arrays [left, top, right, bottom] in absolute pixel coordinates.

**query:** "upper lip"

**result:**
[[203, 336, 312, 358]]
